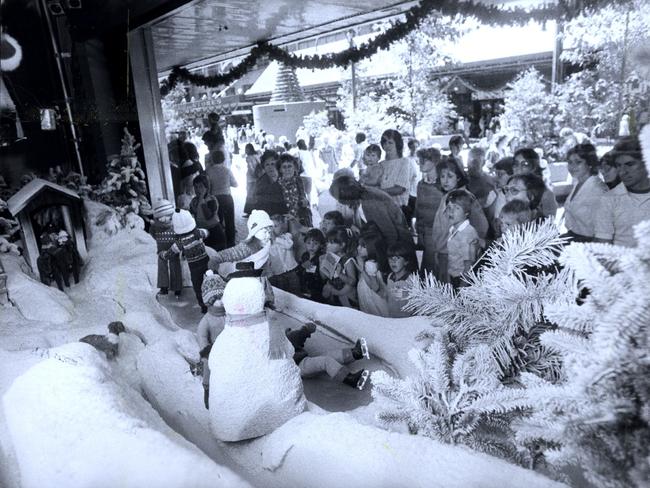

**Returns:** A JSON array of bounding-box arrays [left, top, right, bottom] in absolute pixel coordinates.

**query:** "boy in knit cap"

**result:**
[[160, 209, 210, 313], [198, 270, 226, 408], [150, 199, 182, 297]]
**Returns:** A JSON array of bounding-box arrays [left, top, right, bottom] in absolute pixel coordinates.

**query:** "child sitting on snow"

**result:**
[[149, 199, 182, 297], [160, 209, 210, 313], [285, 323, 370, 390]]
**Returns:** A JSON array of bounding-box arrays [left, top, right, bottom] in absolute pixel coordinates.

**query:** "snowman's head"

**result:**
[[222, 277, 265, 315]]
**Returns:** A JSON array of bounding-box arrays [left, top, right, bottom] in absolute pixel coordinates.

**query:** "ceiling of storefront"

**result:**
[[148, 0, 421, 73]]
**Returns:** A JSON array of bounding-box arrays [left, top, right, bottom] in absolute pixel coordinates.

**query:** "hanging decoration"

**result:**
[[159, 0, 619, 96]]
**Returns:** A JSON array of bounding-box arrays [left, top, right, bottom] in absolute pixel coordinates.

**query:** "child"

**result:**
[[160, 209, 210, 313], [415, 147, 443, 274], [149, 199, 182, 297], [189, 174, 227, 251], [491, 157, 515, 236], [268, 214, 301, 295], [206, 149, 238, 248], [499, 199, 535, 234], [445, 190, 480, 289], [285, 323, 370, 390], [355, 230, 390, 317], [385, 240, 418, 318], [243, 143, 262, 217], [299, 228, 326, 302], [198, 270, 227, 409], [320, 226, 358, 308], [359, 144, 383, 187], [431, 159, 488, 282], [320, 210, 345, 236]]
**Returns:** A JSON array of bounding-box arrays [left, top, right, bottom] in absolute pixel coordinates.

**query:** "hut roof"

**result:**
[[7, 178, 81, 217]]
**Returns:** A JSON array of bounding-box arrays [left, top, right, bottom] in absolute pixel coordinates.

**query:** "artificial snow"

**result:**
[[3, 342, 250, 488]]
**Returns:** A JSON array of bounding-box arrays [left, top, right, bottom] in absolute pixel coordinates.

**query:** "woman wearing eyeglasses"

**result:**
[[562, 144, 608, 242], [512, 148, 558, 218], [502, 173, 547, 221]]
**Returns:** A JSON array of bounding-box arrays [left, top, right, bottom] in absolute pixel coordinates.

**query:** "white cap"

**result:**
[[246, 209, 273, 239]]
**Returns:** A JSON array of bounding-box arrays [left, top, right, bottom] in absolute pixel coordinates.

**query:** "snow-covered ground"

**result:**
[[0, 190, 565, 487]]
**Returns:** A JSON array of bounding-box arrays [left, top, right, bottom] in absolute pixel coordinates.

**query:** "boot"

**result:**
[[343, 369, 370, 390], [351, 337, 369, 360]]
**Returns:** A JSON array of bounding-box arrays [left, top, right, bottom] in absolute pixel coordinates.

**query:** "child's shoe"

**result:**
[[159, 287, 169, 295], [352, 337, 370, 360], [343, 369, 370, 390]]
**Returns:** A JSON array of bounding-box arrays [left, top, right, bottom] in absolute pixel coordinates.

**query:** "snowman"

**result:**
[[208, 262, 306, 442]]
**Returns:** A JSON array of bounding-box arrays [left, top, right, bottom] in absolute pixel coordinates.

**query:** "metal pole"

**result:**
[[551, 19, 564, 89], [41, 0, 85, 177], [347, 30, 357, 112]]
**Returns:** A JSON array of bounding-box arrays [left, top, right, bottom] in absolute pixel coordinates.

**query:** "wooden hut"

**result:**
[[7, 178, 87, 273]]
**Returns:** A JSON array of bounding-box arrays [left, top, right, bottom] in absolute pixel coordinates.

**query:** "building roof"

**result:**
[[7, 178, 81, 217]]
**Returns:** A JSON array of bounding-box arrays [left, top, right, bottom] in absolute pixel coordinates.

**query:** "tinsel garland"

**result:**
[[159, 0, 619, 96]]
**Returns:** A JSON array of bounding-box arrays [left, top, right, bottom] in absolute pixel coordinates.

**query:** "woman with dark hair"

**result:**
[[599, 150, 621, 190], [329, 175, 411, 247], [278, 153, 310, 224], [189, 174, 227, 251], [254, 150, 288, 217], [563, 143, 608, 241], [379, 129, 413, 220], [513, 147, 558, 218], [504, 173, 548, 216]]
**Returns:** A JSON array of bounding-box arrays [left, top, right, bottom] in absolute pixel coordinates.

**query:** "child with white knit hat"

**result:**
[[160, 208, 210, 313], [150, 199, 182, 297]]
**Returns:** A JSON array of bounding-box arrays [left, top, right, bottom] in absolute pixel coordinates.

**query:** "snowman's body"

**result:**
[[208, 276, 306, 441]]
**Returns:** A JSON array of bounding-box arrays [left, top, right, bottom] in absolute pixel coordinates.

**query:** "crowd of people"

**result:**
[[158, 114, 650, 319]]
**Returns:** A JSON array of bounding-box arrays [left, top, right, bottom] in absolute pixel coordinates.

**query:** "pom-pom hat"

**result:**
[[172, 209, 196, 234], [202, 270, 226, 306], [246, 210, 273, 239], [153, 199, 175, 219]]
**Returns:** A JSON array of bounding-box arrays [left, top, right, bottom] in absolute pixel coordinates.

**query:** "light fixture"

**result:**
[[46, 1, 65, 16]]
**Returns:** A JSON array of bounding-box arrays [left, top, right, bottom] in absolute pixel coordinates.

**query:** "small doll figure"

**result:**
[[36, 233, 64, 291], [150, 199, 182, 297], [286, 323, 370, 390], [55, 230, 81, 286], [160, 209, 210, 313]]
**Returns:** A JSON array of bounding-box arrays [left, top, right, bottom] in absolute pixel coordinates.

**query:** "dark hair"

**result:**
[[283, 141, 292, 151], [566, 143, 600, 175], [330, 175, 364, 203], [279, 153, 300, 173], [508, 173, 546, 210], [386, 240, 418, 274], [322, 211, 345, 226], [407, 138, 419, 152], [380, 129, 404, 157], [260, 149, 279, 166], [365, 143, 382, 158], [436, 159, 467, 189], [514, 147, 542, 175], [304, 228, 326, 247], [358, 231, 389, 274], [210, 149, 226, 165], [612, 136, 642, 163], [270, 214, 286, 223], [416, 147, 441, 165], [193, 173, 210, 190], [355, 132, 367, 144], [207, 112, 219, 121], [494, 157, 515, 175], [446, 189, 473, 215], [600, 150, 617, 168], [326, 226, 355, 254], [501, 199, 532, 216], [244, 143, 256, 156], [297, 139, 308, 151], [449, 135, 464, 149]]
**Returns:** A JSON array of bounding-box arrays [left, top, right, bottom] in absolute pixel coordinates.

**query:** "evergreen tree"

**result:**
[[517, 220, 650, 488], [95, 127, 151, 226]]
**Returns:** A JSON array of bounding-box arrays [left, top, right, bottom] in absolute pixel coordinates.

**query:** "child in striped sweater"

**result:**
[[160, 209, 210, 313]]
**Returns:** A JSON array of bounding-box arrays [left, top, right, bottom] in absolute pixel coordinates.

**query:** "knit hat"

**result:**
[[246, 209, 274, 239], [202, 270, 226, 306], [172, 208, 196, 234], [153, 199, 175, 220]]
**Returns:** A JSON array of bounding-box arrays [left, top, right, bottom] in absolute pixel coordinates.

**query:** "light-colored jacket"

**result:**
[[563, 175, 607, 237]]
